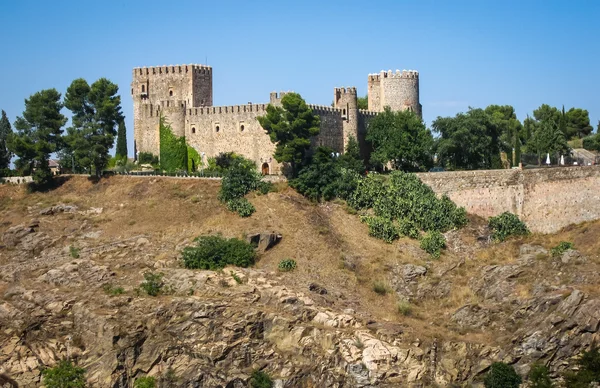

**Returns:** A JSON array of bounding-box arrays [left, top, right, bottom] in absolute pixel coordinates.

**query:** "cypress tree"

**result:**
[[559, 105, 567, 137], [514, 132, 521, 167], [0, 110, 12, 170], [116, 120, 127, 158]]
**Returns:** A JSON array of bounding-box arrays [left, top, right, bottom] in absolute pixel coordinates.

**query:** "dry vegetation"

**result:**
[[1, 175, 599, 348]]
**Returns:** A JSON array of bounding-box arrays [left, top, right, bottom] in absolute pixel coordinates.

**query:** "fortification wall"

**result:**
[[184, 104, 278, 174], [368, 70, 421, 117], [417, 167, 600, 233]]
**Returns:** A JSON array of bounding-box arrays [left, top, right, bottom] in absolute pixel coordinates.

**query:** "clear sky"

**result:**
[[1, 0, 598, 156]]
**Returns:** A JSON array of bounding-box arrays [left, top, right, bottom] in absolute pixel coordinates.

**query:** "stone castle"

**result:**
[[131, 64, 421, 174]]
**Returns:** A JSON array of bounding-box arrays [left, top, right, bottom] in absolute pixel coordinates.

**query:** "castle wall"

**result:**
[[416, 167, 600, 233], [368, 70, 421, 117]]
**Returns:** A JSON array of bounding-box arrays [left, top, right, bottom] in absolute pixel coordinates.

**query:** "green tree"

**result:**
[[529, 362, 553, 388], [533, 104, 561, 126], [559, 105, 567, 137], [134, 376, 156, 388], [483, 362, 522, 388], [9, 89, 67, 185], [367, 107, 433, 171], [0, 110, 12, 170], [433, 108, 502, 170], [527, 120, 570, 164], [115, 119, 128, 159], [564, 342, 600, 388], [524, 115, 535, 143], [339, 136, 364, 174], [64, 78, 124, 177], [42, 360, 86, 388], [484, 105, 523, 167], [357, 95, 368, 110], [257, 93, 320, 178], [249, 370, 273, 388], [565, 108, 594, 139]]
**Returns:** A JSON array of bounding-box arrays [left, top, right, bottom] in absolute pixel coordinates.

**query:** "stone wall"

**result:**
[[417, 167, 600, 233], [367, 70, 421, 117]]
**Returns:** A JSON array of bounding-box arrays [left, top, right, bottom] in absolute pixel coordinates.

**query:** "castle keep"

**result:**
[[132, 65, 421, 174]]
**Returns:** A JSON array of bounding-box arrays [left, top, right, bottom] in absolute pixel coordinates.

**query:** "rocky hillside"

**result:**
[[0, 176, 599, 387]]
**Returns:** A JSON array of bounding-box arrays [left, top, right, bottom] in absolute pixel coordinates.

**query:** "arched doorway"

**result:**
[[261, 163, 269, 175]]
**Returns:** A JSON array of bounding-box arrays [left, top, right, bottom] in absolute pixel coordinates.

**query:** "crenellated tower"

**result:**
[[333, 87, 359, 149], [131, 64, 212, 157], [367, 69, 421, 117]]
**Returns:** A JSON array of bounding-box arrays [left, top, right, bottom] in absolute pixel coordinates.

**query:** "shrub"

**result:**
[[551, 241, 574, 256], [361, 216, 399, 243], [256, 180, 274, 195], [249, 369, 273, 388], [140, 272, 164, 296], [182, 235, 256, 270], [373, 281, 388, 295], [138, 152, 159, 166], [103, 284, 125, 296], [134, 376, 156, 388], [420, 231, 446, 259], [488, 212, 530, 242], [218, 157, 260, 202], [564, 341, 600, 387], [397, 301, 413, 316], [528, 362, 553, 388], [483, 362, 522, 388], [278, 259, 297, 272], [69, 246, 80, 258], [230, 271, 243, 284], [226, 197, 255, 217], [42, 360, 86, 388], [397, 218, 420, 239]]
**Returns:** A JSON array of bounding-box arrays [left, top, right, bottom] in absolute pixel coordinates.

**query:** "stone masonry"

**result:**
[[131, 65, 421, 174], [417, 167, 600, 233]]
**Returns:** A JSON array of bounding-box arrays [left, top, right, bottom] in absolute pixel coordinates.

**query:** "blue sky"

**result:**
[[1, 0, 598, 156]]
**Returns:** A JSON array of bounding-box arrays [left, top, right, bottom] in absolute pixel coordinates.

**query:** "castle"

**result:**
[[131, 65, 421, 174]]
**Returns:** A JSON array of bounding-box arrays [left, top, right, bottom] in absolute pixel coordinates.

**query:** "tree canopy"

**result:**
[[9, 89, 67, 185], [63, 78, 124, 176], [357, 95, 368, 110], [115, 119, 128, 159], [366, 107, 433, 171], [257, 93, 320, 178], [432, 107, 503, 170]]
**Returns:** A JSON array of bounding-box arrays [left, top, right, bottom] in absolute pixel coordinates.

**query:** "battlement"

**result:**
[[133, 64, 212, 77], [368, 69, 419, 82], [358, 109, 378, 117], [186, 103, 268, 116], [307, 104, 344, 114], [334, 87, 357, 95]]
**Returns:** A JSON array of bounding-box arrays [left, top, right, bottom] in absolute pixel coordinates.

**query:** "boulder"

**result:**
[[246, 232, 282, 252]]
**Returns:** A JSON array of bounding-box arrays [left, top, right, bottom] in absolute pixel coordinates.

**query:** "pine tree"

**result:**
[[115, 120, 128, 159], [0, 110, 12, 170]]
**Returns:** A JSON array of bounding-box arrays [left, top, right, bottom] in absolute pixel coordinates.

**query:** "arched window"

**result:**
[[192, 127, 196, 134], [215, 125, 220, 132], [240, 124, 245, 132], [169, 90, 173, 97], [261, 163, 269, 175]]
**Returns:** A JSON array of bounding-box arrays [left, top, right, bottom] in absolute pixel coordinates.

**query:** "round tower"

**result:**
[[369, 69, 422, 118]]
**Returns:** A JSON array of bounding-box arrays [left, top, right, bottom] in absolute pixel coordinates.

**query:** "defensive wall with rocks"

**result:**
[[131, 65, 419, 174], [416, 167, 600, 233]]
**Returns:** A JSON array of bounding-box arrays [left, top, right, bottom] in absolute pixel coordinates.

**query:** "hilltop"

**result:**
[[1, 176, 599, 387]]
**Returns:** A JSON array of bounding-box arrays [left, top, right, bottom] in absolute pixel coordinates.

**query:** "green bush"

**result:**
[[397, 301, 413, 316], [103, 284, 125, 296], [528, 362, 553, 388], [159, 116, 188, 172], [256, 180, 275, 195], [182, 235, 256, 270], [361, 216, 399, 243], [226, 198, 256, 217], [218, 157, 260, 202], [134, 376, 156, 388], [373, 281, 388, 295], [488, 212, 530, 242], [42, 360, 86, 388], [420, 231, 446, 259], [397, 218, 421, 239], [278, 258, 297, 272], [564, 342, 600, 387], [249, 369, 273, 388], [551, 241, 574, 256], [582, 134, 600, 151], [138, 152, 159, 165], [483, 362, 522, 388], [69, 246, 80, 258], [140, 272, 164, 296]]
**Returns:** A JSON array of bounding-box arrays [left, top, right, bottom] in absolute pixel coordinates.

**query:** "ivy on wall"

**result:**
[[159, 115, 188, 172], [187, 145, 201, 172]]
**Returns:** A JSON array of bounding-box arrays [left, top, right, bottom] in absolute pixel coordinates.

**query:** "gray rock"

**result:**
[[247, 232, 282, 252], [561, 249, 586, 264]]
